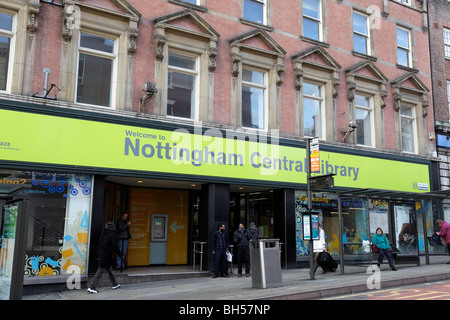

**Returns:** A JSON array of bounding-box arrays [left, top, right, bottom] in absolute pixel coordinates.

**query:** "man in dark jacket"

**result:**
[[211, 223, 229, 278], [116, 213, 131, 270], [87, 222, 122, 294], [233, 223, 252, 277]]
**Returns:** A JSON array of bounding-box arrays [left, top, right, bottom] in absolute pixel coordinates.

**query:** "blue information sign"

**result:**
[[311, 214, 319, 240], [303, 213, 320, 241]]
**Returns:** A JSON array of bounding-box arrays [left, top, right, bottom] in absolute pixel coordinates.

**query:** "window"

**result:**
[[0, 170, 92, 280], [76, 33, 115, 107], [400, 105, 416, 153], [294, 191, 369, 258], [444, 28, 450, 59], [447, 81, 450, 116], [0, 12, 13, 91], [396, 27, 411, 67], [230, 29, 285, 131], [355, 94, 373, 146], [244, 0, 266, 25], [242, 68, 267, 129], [391, 73, 428, 154], [168, 0, 207, 12], [154, 10, 219, 122], [302, 0, 322, 41], [59, 2, 139, 110], [353, 12, 370, 55], [303, 82, 323, 138], [293, 46, 341, 141], [167, 52, 198, 120]]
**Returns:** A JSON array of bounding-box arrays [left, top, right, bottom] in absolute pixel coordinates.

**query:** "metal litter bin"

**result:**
[[249, 239, 283, 289]]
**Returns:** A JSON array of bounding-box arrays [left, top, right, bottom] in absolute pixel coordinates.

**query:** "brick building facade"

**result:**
[[1, 0, 436, 152], [429, 0, 450, 218]]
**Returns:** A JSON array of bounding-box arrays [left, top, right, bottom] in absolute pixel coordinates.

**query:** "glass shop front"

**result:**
[[295, 190, 436, 265]]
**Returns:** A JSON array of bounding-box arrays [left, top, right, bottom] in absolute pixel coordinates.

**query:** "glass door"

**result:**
[[0, 199, 26, 300], [393, 203, 418, 255]]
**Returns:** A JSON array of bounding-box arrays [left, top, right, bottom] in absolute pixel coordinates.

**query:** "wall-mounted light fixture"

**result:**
[[138, 82, 158, 113], [341, 120, 358, 143]]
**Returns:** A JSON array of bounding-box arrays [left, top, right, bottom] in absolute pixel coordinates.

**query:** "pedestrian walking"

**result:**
[[435, 219, 450, 264], [312, 223, 327, 275], [211, 223, 229, 278], [87, 222, 122, 294], [372, 227, 397, 271], [116, 212, 131, 270], [233, 223, 251, 277]]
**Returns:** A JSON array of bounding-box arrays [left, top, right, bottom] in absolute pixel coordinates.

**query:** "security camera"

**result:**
[[347, 120, 358, 129], [342, 120, 358, 143], [142, 82, 158, 95]]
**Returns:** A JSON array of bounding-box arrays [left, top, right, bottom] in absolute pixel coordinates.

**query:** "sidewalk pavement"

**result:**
[[22, 256, 450, 301]]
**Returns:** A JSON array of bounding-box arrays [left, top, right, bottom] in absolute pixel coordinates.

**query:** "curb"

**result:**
[[259, 272, 450, 300]]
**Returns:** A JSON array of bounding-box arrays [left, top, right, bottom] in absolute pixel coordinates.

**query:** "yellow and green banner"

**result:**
[[0, 108, 430, 192]]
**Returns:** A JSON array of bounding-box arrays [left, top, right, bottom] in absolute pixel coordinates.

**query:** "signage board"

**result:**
[[0, 108, 431, 193], [309, 137, 320, 173], [309, 174, 334, 189], [303, 213, 319, 241]]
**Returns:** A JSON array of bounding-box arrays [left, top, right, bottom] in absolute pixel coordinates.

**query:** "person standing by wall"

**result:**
[[116, 213, 131, 270], [233, 223, 252, 277], [212, 223, 229, 278]]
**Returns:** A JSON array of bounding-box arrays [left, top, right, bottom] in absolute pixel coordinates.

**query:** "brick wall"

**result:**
[[31, 0, 434, 154], [429, 0, 450, 123]]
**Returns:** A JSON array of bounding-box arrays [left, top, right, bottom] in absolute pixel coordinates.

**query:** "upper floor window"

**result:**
[[396, 27, 411, 67], [303, 82, 324, 138], [353, 12, 370, 56], [444, 28, 450, 59], [182, 0, 197, 4], [167, 52, 199, 120], [447, 80, 450, 117], [397, 0, 411, 5], [77, 33, 115, 108], [59, 2, 139, 110], [230, 30, 285, 131], [400, 105, 417, 153], [0, 12, 13, 92], [302, 0, 322, 41], [355, 94, 374, 147], [244, 0, 266, 25], [242, 68, 267, 129]]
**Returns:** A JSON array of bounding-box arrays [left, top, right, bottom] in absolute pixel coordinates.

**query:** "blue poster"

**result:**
[[311, 214, 319, 240]]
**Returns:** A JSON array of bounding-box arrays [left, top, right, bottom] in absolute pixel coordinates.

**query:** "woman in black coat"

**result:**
[[87, 222, 122, 294]]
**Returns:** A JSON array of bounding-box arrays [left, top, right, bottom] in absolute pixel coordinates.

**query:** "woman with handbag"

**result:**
[[372, 227, 397, 271]]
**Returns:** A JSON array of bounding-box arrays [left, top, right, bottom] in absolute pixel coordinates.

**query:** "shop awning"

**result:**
[[337, 188, 450, 201]]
